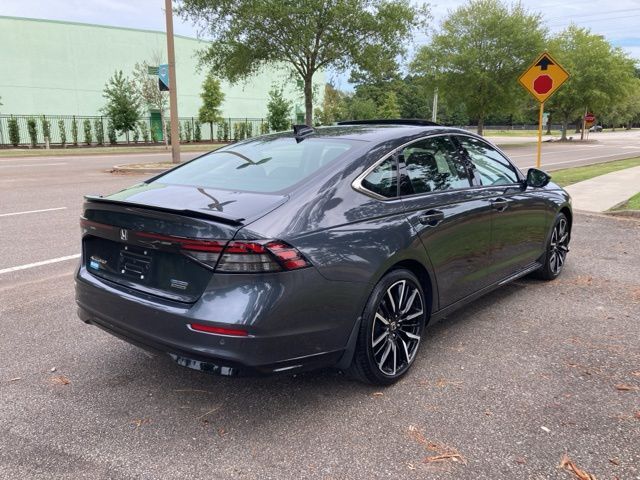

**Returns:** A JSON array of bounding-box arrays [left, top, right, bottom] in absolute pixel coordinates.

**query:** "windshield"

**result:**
[[153, 137, 358, 193]]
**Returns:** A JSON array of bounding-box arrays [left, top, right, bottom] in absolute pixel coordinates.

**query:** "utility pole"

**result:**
[[165, 0, 180, 164], [431, 88, 438, 123]]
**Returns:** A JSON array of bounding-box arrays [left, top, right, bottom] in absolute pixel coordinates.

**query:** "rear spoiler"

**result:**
[[84, 195, 245, 226]]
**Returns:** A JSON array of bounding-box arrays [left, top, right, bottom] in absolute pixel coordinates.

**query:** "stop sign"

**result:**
[[533, 75, 553, 95], [585, 113, 596, 123]]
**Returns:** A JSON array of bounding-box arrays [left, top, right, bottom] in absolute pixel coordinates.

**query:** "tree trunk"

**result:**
[[476, 117, 484, 136], [210, 122, 214, 142], [561, 119, 568, 141], [545, 113, 552, 135], [304, 76, 313, 126]]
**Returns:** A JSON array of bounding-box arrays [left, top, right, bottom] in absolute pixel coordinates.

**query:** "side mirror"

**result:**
[[525, 168, 551, 188]]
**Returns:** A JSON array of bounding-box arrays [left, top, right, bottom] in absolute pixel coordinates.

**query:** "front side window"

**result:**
[[361, 158, 398, 198], [154, 137, 356, 193], [400, 136, 471, 195], [456, 136, 519, 186]]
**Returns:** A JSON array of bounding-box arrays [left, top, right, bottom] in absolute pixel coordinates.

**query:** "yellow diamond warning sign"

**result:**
[[518, 52, 569, 103]]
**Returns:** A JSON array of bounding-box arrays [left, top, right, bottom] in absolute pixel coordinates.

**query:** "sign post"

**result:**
[[518, 52, 569, 168]]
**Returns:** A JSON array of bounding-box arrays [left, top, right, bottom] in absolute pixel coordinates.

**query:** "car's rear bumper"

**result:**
[[75, 265, 369, 376]]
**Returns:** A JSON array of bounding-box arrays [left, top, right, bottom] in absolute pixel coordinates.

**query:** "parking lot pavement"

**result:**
[[0, 211, 638, 479]]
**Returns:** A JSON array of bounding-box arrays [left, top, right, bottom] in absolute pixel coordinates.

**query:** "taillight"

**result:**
[[215, 240, 310, 273], [188, 323, 249, 337]]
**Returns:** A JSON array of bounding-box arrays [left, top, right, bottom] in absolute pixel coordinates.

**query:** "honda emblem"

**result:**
[[120, 229, 128, 241]]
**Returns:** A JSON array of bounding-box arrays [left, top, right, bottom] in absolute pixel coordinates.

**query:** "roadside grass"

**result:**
[[611, 192, 640, 211], [484, 129, 562, 137], [0, 143, 222, 158], [549, 157, 640, 187]]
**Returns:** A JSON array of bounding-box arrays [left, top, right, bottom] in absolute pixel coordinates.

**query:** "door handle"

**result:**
[[418, 210, 444, 227], [490, 197, 509, 212]]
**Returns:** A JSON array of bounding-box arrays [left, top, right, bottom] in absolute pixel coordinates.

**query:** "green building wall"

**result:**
[[0, 16, 323, 120]]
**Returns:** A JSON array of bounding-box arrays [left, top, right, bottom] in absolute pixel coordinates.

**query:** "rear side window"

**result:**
[[361, 158, 398, 198], [456, 136, 519, 185], [400, 136, 471, 195], [154, 137, 356, 193]]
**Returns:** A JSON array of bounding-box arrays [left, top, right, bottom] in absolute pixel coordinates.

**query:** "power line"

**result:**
[[545, 7, 640, 21]]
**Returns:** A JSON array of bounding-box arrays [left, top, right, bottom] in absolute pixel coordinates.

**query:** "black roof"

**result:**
[[337, 119, 440, 127]]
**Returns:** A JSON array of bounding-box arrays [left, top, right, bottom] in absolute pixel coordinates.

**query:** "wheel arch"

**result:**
[[386, 259, 435, 323]]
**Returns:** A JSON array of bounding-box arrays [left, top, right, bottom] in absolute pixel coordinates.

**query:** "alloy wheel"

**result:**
[[371, 279, 424, 376], [549, 217, 569, 275]]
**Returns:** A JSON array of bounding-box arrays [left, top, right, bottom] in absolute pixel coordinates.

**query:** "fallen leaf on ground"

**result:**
[[407, 463, 416, 470], [131, 418, 150, 429], [408, 426, 465, 465], [615, 384, 638, 392], [372, 392, 384, 397], [609, 458, 620, 466], [631, 371, 640, 377], [515, 457, 527, 465], [51, 375, 70, 385], [635, 411, 640, 420], [435, 378, 463, 388], [7, 377, 22, 382], [558, 454, 597, 480], [541, 426, 551, 433], [218, 427, 228, 436]]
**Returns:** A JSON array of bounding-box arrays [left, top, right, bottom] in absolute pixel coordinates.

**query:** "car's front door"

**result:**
[[454, 135, 551, 285], [398, 135, 494, 309]]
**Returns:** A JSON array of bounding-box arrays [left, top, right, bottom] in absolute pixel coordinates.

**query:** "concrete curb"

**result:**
[[607, 210, 640, 219]]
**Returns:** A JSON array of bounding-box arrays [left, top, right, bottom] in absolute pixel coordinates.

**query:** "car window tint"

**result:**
[[456, 136, 519, 186], [400, 136, 470, 195], [154, 137, 356, 193], [361, 158, 398, 198]]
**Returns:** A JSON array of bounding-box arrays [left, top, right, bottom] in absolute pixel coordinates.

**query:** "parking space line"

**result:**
[[524, 150, 640, 169], [0, 207, 67, 217], [0, 254, 80, 275], [0, 162, 68, 168]]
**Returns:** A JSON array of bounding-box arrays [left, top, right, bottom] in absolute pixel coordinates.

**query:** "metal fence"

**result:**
[[0, 114, 269, 147]]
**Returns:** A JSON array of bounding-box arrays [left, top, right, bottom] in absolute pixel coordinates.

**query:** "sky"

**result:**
[[2, 0, 639, 89]]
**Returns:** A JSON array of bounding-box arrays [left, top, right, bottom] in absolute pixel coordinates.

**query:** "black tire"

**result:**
[[349, 269, 427, 385], [534, 212, 570, 281]]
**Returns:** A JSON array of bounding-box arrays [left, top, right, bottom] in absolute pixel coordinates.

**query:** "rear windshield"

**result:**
[[153, 137, 358, 193]]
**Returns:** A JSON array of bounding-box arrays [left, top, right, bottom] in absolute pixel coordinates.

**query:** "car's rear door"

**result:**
[[398, 135, 494, 309], [453, 135, 551, 285]]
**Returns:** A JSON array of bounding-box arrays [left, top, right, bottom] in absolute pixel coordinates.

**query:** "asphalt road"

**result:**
[[1, 133, 639, 479]]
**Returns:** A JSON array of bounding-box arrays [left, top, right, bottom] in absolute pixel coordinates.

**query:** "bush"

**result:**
[[27, 118, 38, 147], [133, 125, 140, 143], [94, 119, 104, 145], [260, 121, 269, 135], [223, 122, 229, 141], [266, 87, 292, 132], [140, 121, 150, 143], [151, 125, 158, 143], [8, 116, 20, 146], [107, 120, 117, 145], [233, 122, 240, 141], [83, 119, 92, 145], [246, 122, 253, 138], [41, 116, 51, 143], [194, 122, 201, 142], [58, 120, 66, 147], [216, 123, 224, 141], [71, 117, 79, 146], [178, 122, 183, 141], [184, 121, 192, 143]]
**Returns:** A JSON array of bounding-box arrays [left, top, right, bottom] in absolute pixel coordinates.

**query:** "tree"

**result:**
[[412, 0, 545, 134], [132, 56, 169, 146], [266, 87, 292, 131], [8, 116, 20, 147], [315, 84, 348, 125], [177, 0, 428, 126], [377, 91, 401, 118], [102, 70, 142, 142], [198, 73, 225, 141], [546, 26, 637, 140]]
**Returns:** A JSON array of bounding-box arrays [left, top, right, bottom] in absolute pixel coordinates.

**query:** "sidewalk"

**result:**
[[564, 165, 640, 212]]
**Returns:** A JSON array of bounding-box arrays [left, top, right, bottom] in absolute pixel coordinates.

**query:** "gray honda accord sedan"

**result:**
[[76, 120, 572, 385]]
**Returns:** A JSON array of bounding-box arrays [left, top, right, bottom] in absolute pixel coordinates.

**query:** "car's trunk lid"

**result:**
[[81, 183, 287, 303]]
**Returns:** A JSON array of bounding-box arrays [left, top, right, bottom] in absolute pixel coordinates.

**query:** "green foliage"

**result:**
[[216, 123, 224, 141], [377, 91, 401, 118], [94, 119, 104, 145], [107, 120, 117, 145], [133, 125, 140, 143], [348, 96, 378, 120], [266, 87, 292, 132], [411, 0, 545, 134], [41, 116, 51, 142], [184, 121, 193, 142], [102, 70, 142, 139], [83, 119, 92, 145], [58, 120, 66, 147], [315, 84, 348, 125], [260, 121, 269, 135], [151, 125, 159, 143], [71, 117, 78, 146], [198, 73, 225, 136], [178, 122, 183, 141], [547, 26, 638, 139], [139, 121, 150, 143], [133, 57, 168, 122], [27, 118, 38, 147], [233, 122, 240, 141], [8, 116, 20, 147], [223, 122, 229, 141], [194, 122, 202, 141], [178, 0, 428, 125]]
